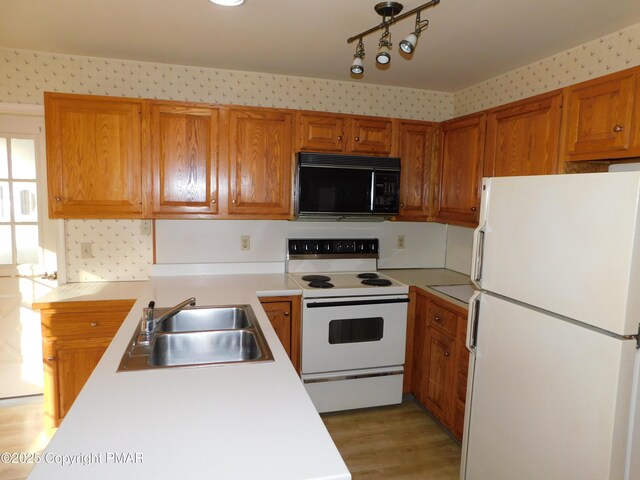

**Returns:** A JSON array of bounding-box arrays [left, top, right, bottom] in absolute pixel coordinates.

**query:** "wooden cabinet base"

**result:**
[[259, 296, 301, 373]]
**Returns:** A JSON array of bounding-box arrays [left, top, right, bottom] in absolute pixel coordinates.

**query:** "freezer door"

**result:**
[[461, 293, 637, 480], [473, 172, 640, 336]]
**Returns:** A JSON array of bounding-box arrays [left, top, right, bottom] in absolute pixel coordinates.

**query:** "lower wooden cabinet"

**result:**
[[259, 296, 301, 373], [410, 287, 469, 441], [35, 300, 135, 426]]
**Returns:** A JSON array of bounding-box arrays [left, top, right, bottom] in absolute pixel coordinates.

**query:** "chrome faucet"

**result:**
[[138, 297, 196, 344]]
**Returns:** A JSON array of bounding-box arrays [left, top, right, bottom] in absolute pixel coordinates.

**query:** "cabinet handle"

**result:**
[[284, 312, 290, 316], [471, 206, 477, 212], [613, 124, 624, 133], [47, 356, 55, 361], [90, 322, 97, 327], [337, 136, 342, 142], [434, 315, 441, 321], [355, 136, 360, 142], [232, 199, 236, 204], [400, 202, 405, 208], [211, 198, 216, 204], [444, 352, 450, 357], [54, 196, 62, 202]]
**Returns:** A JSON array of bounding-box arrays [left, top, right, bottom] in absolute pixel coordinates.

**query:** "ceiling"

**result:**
[[1, 0, 639, 92]]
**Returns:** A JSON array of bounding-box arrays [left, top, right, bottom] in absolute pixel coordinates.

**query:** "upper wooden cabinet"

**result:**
[[561, 68, 640, 163], [484, 91, 562, 177], [45, 93, 143, 218], [396, 121, 437, 220], [296, 112, 394, 156], [227, 107, 294, 218], [145, 102, 220, 217], [436, 113, 486, 227]]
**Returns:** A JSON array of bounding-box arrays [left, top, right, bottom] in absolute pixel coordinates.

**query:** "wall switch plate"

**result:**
[[140, 219, 152, 236], [80, 242, 94, 259], [396, 235, 406, 249], [240, 235, 251, 251]]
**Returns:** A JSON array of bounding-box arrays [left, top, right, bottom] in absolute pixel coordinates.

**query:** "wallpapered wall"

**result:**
[[454, 22, 640, 116], [1, 21, 638, 281]]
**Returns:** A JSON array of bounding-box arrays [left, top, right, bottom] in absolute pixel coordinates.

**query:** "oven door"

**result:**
[[301, 295, 408, 374]]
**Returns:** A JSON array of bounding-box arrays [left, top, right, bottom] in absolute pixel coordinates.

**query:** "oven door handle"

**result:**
[[306, 298, 410, 308]]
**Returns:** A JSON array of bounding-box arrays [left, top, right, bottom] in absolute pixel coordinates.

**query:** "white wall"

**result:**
[[155, 220, 447, 269], [444, 225, 474, 276]]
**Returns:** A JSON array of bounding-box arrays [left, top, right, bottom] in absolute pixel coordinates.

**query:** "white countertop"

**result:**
[[29, 274, 350, 480]]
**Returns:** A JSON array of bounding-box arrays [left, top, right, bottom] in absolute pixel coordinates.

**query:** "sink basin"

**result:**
[[149, 330, 263, 366], [156, 306, 252, 333], [117, 304, 273, 371]]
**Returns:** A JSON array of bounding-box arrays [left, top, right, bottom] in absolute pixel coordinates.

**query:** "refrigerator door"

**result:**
[[472, 172, 640, 336], [461, 292, 637, 480]]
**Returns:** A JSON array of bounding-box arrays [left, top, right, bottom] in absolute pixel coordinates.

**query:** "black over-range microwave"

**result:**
[[294, 152, 400, 219]]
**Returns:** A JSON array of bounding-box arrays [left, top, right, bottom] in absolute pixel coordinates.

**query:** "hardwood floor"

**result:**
[[0, 396, 460, 480], [322, 399, 461, 479], [0, 396, 54, 480]]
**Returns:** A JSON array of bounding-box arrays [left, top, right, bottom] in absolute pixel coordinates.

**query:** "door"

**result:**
[[462, 292, 636, 480], [348, 117, 394, 155], [0, 107, 59, 398], [296, 112, 346, 153], [301, 295, 408, 374], [397, 121, 435, 220], [474, 173, 640, 335]]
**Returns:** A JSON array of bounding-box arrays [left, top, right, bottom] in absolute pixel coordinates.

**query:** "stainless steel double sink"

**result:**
[[118, 305, 274, 371]]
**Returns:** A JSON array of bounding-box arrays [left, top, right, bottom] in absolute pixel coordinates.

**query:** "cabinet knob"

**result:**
[[90, 322, 97, 327], [471, 206, 477, 212], [47, 356, 55, 362], [613, 124, 624, 133], [337, 136, 342, 142], [284, 312, 290, 316], [232, 199, 236, 204], [444, 351, 450, 357], [355, 136, 360, 142], [211, 198, 217, 204], [434, 315, 441, 321], [54, 196, 62, 202], [400, 203, 405, 208]]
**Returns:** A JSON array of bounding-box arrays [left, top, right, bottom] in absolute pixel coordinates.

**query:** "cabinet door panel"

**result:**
[[485, 92, 562, 177], [398, 122, 434, 219], [261, 301, 292, 355], [349, 118, 393, 155], [45, 93, 143, 218], [149, 104, 219, 216], [563, 72, 636, 159], [297, 113, 345, 152], [424, 326, 455, 422], [228, 109, 293, 217]]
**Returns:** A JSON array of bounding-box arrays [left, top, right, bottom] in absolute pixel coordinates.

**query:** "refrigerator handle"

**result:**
[[467, 291, 481, 351], [471, 224, 486, 288]]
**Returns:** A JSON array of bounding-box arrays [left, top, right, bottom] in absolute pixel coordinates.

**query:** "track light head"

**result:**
[[351, 56, 364, 74], [376, 50, 391, 65], [399, 32, 418, 54]]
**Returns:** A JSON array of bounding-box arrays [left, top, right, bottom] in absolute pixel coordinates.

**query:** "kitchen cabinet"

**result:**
[[436, 113, 486, 227], [411, 288, 468, 441], [560, 67, 640, 164], [145, 101, 220, 217], [296, 111, 395, 156], [396, 121, 437, 220], [227, 107, 294, 218], [44, 93, 143, 218], [484, 91, 563, 177], [259, 296, 301, 373], [35, 299, 135, 426]]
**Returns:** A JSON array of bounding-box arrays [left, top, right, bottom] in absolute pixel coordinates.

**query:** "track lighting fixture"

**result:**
[[347, 0, 440, 75]]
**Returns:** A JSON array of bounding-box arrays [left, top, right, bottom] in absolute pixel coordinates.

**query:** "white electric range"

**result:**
[[287, 238, 409, 413]]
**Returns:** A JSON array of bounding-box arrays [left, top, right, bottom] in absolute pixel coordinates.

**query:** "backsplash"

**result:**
[[0, 48, 453, 122], [454, 21, 640, 116], [65, 220, 153, 282]]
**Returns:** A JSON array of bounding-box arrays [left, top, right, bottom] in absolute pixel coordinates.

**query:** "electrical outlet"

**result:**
[[240, 235, 251, 251], [397, 235, 406, 249], [80, 242, 94, 259]]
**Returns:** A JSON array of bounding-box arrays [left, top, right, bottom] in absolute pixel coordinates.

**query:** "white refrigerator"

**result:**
[[461, 172, 640, 480]]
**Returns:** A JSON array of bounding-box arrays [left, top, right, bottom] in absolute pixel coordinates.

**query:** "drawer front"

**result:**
[[427, 302, 457, 336], [41, 304, 133, 338]]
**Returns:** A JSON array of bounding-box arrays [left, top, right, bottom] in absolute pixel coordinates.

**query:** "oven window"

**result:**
[[328, 317, 384, 344]]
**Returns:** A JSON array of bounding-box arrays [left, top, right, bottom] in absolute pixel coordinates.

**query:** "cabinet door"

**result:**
[[228, 108, 293, 217], [397, 121, 435, 220], [562, 71, 638, 161], [44, 337, 111, 424], [348, 117, 394, 155], [147, 103, 220, 216], [437, 114, 485, 227], [260, 296, 301, 373], [485, 91, 562, 177], [296, 113, 346, 152], [423, 326, 456, 423], [44, 93, 143, 218]]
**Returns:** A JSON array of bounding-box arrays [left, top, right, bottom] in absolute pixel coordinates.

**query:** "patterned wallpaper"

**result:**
[[0, 49, 453, 122], [1, 21, 638, 281], [64, 220, 153, 282], [454, 22, 640, 116]]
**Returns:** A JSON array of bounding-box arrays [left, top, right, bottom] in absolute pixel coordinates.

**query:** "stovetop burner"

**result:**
[[361, 278, 393, 287], [301, 275, 332, 282], [356, 272, 379, 279], [308, 281, 334, 289]]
